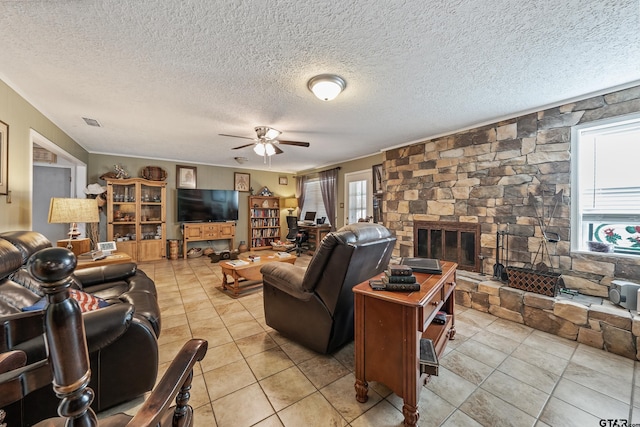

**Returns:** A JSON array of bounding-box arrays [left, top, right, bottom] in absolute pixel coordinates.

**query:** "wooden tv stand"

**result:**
[[182, 222, 236, 259], [353, 261, 457, 427]]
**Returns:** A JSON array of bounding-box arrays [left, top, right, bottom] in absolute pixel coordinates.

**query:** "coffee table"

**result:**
[[220, 252, 296, 297]]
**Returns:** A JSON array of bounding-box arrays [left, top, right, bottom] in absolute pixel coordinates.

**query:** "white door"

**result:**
[[344, 170, 372, 225]]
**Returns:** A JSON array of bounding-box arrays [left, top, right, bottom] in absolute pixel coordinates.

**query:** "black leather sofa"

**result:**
[[0, 231, 161, 426], [261, 223, 396, 354]]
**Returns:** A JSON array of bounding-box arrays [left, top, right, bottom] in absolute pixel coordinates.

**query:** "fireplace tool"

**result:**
[[528, 193, 561, 270], [493, 230, 505, 280]]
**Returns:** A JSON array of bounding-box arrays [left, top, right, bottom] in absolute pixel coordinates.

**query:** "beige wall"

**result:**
[[89, 154, 296, 245], [90, 152, 384, 245], [0, 79, 88, 231], [298, 153, 384, 229]]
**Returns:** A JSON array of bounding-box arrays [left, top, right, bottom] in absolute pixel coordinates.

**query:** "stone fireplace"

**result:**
[[378, 84, 640, 361], [382, 85, 640, 298]]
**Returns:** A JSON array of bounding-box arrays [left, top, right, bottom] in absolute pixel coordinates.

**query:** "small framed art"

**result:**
[[234, 172, 250, 192], [279, 176, 288, 185], [176, 165, 197, 189]]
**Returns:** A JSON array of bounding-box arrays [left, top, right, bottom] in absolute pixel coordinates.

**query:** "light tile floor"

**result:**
[[100, 255, 640, 427]]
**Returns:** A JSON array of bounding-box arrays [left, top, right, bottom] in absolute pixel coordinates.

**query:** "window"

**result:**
[[301, 178, 329, 225], [344, 170, 372, 224], [348, 179, 368, 223], [572, 113, 640, 256]]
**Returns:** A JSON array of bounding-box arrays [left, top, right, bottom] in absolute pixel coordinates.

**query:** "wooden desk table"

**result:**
[[298, 224, 331, 254], [353, 261, 457, 427]]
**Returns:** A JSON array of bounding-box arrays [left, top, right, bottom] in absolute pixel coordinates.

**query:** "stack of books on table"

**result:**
[[381, 264, 420, 291]]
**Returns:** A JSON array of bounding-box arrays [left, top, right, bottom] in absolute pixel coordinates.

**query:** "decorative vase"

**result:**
[[238, 241, 248, 253]]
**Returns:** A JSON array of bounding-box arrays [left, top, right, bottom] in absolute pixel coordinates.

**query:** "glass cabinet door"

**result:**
[[140, 182, 163, 241], [110, 182, 136, 241]]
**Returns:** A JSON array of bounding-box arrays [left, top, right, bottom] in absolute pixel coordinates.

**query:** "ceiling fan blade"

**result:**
[[219, 133, 255, 141], [232, 143, 256, 150], [277, 140, 310, 147], [273, 145, 284, 155]]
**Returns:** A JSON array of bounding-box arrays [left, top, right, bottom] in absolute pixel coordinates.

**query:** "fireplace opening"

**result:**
[[414, 221, 480, 272]]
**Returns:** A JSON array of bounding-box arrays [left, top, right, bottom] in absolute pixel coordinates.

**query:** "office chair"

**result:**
[[285, 215, 308, 256]]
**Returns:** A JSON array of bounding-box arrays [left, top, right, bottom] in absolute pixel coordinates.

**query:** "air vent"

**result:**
[[82, 117, 101, 127]]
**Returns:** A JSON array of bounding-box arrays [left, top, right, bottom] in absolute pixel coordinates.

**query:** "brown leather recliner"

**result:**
[[260, 223, 396, 354], [0, 231, 161, 426]]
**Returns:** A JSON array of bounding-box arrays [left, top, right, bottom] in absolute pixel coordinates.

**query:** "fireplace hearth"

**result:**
[[414, 221, 480, 272]]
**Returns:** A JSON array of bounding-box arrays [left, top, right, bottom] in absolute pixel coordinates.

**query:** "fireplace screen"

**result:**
[[414, 221, 480, 272]]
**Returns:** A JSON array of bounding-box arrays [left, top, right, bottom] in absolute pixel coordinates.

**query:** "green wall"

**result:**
[[89, 152, 383, 246], [0, 79, 88, 230], [89, 154, 296, 245], [298, 153, 384, 229]]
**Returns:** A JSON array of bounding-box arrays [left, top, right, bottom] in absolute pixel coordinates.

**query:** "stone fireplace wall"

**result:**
[[383, 85, 640, 297]]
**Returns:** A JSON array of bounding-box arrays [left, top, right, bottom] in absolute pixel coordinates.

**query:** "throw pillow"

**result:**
[[22, 289, 110, 313]]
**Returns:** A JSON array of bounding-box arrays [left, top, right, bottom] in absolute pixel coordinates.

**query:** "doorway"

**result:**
[[31, 129, 87, 241], [33, 166, 72, 241], [344, 170, 372, 225]]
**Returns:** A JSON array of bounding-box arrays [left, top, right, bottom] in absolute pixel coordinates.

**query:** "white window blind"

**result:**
[[573, 114, 640, 255], [302, 178, 329, 224]]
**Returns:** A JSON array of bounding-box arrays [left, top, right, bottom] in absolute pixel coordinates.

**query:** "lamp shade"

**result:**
[[48, 198, 100, 224], [284, 198, 298, 209]]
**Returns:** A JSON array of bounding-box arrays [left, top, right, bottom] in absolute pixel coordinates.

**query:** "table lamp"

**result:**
[[48, 198, 100, 249], [284, 198, 298, 216]]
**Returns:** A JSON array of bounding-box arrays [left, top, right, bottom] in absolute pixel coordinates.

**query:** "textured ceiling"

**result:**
[[1, 1, 639, 173]]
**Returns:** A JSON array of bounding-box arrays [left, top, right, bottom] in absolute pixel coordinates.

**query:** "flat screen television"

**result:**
[[177, 189, 239, 222]]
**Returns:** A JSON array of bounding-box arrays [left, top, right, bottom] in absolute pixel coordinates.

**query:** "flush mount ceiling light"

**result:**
[[307, 74, 346, 101], [234, 156, 248, 164]]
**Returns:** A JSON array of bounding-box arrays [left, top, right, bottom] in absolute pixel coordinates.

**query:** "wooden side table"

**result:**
[[57, 238, 91, 257], [76, 252, 133, 270], [353, 261, 457, 427]]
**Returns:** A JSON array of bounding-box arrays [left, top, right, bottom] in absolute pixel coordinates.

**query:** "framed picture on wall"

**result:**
[[279, 176, 288, 185], [234, 172, 250, 192], [176, 165, 197, 189], [0, 120, 8, 195]]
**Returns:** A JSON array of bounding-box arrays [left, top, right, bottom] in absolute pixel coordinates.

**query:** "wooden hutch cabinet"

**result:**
[[105, 178, 166, 262], [249, 196, 281, 250]]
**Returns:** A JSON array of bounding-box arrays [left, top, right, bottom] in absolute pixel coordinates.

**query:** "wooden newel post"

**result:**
[[28, 247, 98, 427]]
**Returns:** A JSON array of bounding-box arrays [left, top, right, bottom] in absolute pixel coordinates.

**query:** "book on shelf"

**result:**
[[399, 257, 442, 274], [419, 338, 439, 376], [433, 311, 447, 325], [383, 271, 417, 283]]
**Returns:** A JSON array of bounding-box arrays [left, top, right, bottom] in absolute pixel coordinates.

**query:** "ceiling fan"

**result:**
[[219, 126, 310, 160]]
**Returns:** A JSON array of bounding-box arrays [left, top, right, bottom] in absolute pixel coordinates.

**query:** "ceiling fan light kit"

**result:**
[[220, 126, 310, 165], [307, 74, 346, 101], [253, 142, 276, 157]]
